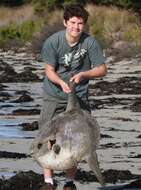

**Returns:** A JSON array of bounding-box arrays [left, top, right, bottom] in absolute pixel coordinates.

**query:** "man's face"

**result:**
[[63, 16, 85, 38]]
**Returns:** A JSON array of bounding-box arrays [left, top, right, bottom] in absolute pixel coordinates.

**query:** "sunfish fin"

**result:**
[[87, 151, 105, 187]]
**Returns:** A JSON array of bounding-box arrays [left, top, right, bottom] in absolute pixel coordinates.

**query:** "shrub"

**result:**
[[0, 19, 43, 46], [124, 24, 141, 47], [86, 5, 141, 48], [19, 20, 36, 41]]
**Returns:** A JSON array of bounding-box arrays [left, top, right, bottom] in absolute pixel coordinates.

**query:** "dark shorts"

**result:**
[[39, 92, 90, 130]]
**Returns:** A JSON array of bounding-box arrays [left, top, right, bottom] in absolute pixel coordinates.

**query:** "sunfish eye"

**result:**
[[37, 143, 43, 149], [53, 144, 61, 154]]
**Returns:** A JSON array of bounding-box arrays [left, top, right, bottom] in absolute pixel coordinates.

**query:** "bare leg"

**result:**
[[40, 169, 54, 190], [63, 167, 77, 190], [44, 168, 54, 179], [65, 167, 77, 180], [43, 141, 54, 184]]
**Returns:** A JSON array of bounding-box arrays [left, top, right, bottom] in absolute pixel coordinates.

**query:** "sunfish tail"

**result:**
[[87, 151, 105, 187]]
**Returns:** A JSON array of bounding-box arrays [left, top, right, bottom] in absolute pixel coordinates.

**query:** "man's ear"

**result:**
[[63, 20, 67, 27]]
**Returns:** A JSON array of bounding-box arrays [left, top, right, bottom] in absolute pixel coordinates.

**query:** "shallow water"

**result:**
[[0, 81, 42, 138]]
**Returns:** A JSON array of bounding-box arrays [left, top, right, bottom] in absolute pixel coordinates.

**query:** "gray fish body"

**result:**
[[31, 82, 104, 186]]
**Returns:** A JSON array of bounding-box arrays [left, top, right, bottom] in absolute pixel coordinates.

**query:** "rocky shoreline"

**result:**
[[0, 169, 141, 190]]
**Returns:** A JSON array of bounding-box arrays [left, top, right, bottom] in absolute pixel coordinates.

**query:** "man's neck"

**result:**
[[66, 32, 81, 47]]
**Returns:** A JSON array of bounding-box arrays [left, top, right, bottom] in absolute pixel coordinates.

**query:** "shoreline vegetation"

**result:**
[[0, 3, 141, 54]]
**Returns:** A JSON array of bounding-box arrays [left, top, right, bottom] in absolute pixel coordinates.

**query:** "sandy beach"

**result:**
[[0, 50, 141, 189]]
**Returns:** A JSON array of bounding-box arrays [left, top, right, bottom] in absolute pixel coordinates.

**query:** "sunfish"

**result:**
[[30, 81, 105, 186]]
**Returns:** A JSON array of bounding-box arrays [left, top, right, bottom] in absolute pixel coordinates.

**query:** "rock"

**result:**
[[0, 171, 43, 190], [0, 60, 41, 82], [0, 151, 28, 159], [12, 109, 40, 115], [103, 169, 135, 184], [100, 134, 113, 138], [16, 70, 40, 82], [20, 121, 39, 131], [130, 98, 141, 112], [11, 94, 33, 103], [90, 77, 141, 96]]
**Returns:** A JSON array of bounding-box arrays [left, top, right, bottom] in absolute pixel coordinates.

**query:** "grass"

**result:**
[[0, 5, 44, 48], [0, 5, 34, 27], [86, 4, 141, 47], [0, 4, 141, 49]]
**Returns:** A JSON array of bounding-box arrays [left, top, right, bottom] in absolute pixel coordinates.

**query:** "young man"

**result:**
[[39, 4, 107, 190]]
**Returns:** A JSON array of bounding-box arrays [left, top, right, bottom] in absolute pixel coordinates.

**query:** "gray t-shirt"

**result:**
[[41, 30, 105, 101]]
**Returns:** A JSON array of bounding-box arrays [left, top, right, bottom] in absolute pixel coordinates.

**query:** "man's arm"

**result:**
[[70, 64, 107, 83], [45, 64, 71, 93]]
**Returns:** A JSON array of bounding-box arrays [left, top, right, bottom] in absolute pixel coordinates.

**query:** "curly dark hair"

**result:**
[[63, 4, 89, 23]]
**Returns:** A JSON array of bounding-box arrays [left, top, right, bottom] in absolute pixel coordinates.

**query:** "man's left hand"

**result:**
[[70, 72, 84, 84]]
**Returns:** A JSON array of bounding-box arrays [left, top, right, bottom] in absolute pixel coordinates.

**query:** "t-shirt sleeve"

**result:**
[[41, 37, 57, 66], [88, 38, 106, 68]]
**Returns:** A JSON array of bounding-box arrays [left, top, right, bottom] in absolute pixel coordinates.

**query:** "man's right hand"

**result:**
[[60, 80, 71, 94], [46, 64, 71, 94]]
